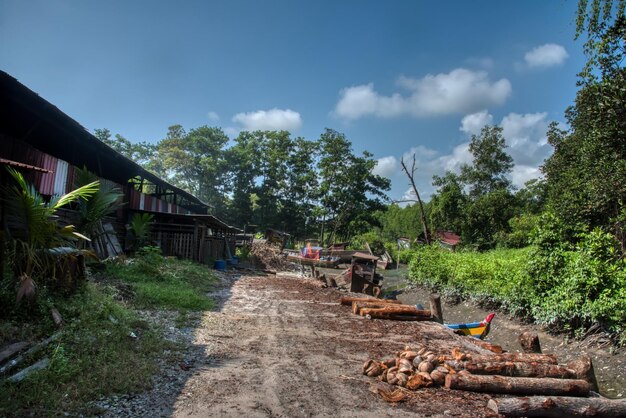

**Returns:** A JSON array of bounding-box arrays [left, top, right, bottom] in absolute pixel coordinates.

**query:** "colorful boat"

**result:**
[[446, 313, 495, 339]]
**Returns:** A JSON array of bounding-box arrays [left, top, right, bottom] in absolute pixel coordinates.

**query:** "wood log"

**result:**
[[445, 374, 590, 396], [487, 396, 626, 417], [7, 358, 50, 383], [365, 313, 430, 321], [0, 333, 60, 375], [359, 306, 432, 317], [0, 342, 29, 364], [445, 360, 576, 379], [464, 337, 504, 353], [351, 301, 415, 315], [429, 294, 443, 323], [51, 308, 63, 328], [339, 296, 401, 306], [567, 355, 599, 392], [467, 353, 558, 364], [518, 331, 542, 353]]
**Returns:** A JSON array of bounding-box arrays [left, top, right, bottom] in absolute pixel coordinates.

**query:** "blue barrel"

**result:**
[[231, 256, 239, 266], [214, 260, 226, 270]]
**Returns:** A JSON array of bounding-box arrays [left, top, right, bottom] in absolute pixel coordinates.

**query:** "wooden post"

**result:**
[[445, 374, 590, 396], [487, 396, 626, 417], [429, 293, 443, 323], [518, 331, 542, 353]]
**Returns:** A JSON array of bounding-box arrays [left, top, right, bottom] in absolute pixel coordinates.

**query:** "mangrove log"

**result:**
[[359, 306, 431, 318], [567, 355, 599, 392], [487, 396, 626, 417], [445, 360, 575, 379], [464, 337, 504, 354], [339, 296, 401, 306], [444, 374, 590, 396], [467, 353, 558, 364], [518, 331, 542, 353]]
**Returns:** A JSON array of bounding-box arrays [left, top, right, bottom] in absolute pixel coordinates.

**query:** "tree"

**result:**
[[460, 125, 513, 197], [317, 129, 390, 244], [227, 131, 262, 226], [158, 125, 230, 216], [429, 171, 467, 234], [543, 9, 626, 248]]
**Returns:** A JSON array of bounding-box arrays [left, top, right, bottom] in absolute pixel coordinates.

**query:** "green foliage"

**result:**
[[128, 213, 154, 250], [2, 167, 99, 298], [350, 231, 386, 254], [74, 167, 125, 242], [408, 236, 626, 342]]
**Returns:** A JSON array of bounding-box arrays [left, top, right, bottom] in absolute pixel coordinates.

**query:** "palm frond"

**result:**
[[53, 180, 100, 210]]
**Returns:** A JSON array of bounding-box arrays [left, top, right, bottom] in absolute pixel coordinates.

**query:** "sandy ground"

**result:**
[[102, 272, 499, 417]]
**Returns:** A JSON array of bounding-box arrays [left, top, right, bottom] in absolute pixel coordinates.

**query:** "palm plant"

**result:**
[[2, 167, 99, 303], [74, 167, 125, 256]]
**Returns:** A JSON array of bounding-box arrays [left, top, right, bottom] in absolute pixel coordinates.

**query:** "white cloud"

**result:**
[[232, 108, 302, 131], [524, 44, 568, 68], [460, 110, 494, 135], [372, 156, 398, 177], [394, 111, 551, 200], [207, 111, 220, 122], [500, 112, 551, 168], [511, 165, 542, 187], [334, 68, 511, 120]]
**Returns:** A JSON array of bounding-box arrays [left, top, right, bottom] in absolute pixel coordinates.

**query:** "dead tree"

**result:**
[[400, 154, 431, 244]]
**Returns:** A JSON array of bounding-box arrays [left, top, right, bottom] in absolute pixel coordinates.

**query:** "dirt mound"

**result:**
[[249, 242, 293, 271]]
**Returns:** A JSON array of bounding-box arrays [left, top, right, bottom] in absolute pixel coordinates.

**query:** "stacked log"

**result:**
[[487, 396, 626, 417], [340, 297, 434, 321], [362, 344, 600, 404]]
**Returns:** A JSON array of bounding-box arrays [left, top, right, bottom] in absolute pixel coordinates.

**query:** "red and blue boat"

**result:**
[[446, 313, 495, 339]]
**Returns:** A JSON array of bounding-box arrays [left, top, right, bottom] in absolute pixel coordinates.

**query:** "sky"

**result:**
[[0, 1, 586, 202]]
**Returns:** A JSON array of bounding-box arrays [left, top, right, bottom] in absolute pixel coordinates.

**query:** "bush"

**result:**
[[407, 229, 626, 343]]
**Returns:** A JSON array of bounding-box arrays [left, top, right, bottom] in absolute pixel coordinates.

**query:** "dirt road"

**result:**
[[102, 272, 497, 417]]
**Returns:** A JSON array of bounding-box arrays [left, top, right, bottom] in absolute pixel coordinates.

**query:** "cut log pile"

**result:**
[[362, 343, 626, 416], [340, 296, 433, 321]]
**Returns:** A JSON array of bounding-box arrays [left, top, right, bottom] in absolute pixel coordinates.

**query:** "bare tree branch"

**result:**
[[400, 154, 431, 244]]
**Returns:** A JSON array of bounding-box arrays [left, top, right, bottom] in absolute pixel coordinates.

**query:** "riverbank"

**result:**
[[383, 266, 626, 399]]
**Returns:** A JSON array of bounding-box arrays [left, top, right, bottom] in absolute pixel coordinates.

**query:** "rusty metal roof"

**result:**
[[0, 157, 51, 173], [0, 70, 210, 213]]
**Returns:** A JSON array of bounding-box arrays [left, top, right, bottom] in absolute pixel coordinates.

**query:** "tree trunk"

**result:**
[[466, 353, 558, 364], [339, 296, 401, 306], [445, 360, 575, 379], [487, 396, 626, 417], [445, 374, 590, 396], [518, 331, 542, 353]]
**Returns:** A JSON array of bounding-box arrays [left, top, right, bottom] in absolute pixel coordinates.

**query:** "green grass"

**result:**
[[0, 254, 219, 415], [0, 283, 170, 416], [103, 256, 218, 311]]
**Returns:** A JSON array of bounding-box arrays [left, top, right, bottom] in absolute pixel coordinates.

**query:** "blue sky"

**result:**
[[1, 1, 585, 201]]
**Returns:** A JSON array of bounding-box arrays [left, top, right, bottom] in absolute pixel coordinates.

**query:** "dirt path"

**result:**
[[103, 272, 498, 417]]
